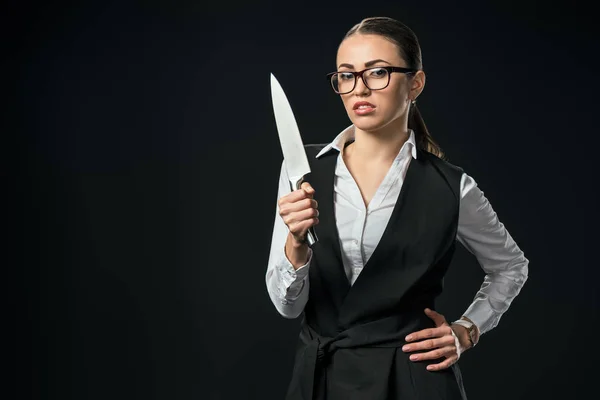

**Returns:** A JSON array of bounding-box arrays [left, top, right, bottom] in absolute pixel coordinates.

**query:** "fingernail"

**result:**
[[402, 345, 410, 351], [427, 365, 434, 371], [410, 354, 418, 361], [405, 335, 413, 341]]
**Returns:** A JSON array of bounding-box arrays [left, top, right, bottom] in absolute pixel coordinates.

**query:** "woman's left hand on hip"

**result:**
[[401, 308, 465, 371]]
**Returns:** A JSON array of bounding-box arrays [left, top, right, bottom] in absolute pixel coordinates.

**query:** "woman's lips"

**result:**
[[353, 104, 376, 115], [353, 101, 376, 115]]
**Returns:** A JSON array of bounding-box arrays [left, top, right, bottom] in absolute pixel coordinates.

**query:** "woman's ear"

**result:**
[[410, 70, 426, 101]]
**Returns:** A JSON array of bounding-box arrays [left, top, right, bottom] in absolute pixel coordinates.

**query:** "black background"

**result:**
[[7, 0, 599, 399]]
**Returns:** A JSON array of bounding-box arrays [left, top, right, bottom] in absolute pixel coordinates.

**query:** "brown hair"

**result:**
[[343, 17, 445, 159]]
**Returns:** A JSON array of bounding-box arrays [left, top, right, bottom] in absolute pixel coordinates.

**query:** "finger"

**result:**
[[284, 211, 319, 230], [289, 218, 320, 239], [280, 198, 318, 215], [409, 345, 457, 362], [279, 188, 311, 206], [424, 308, 447, 327], [300, 182, 315, 195], [402, 335, 455, 352], [405, 325, 452, 342], [426, 354, 459, 372], [284, 208, 319, 228], [293, 207, 320, 221]]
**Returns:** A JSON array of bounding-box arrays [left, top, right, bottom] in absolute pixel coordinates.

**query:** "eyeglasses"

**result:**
[[325, 66, 417, 94]]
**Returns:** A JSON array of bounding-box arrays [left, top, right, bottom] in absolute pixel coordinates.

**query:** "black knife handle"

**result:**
[[289, 177, 318, 247]]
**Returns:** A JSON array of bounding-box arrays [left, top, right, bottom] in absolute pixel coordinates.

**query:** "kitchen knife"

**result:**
[[270, 73, 318, 246]]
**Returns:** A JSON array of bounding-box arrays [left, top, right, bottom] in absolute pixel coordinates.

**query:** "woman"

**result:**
[[265, 16, 528, 400]]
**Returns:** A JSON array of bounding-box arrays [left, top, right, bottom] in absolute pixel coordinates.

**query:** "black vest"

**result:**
[[285, 144, 468, 400]]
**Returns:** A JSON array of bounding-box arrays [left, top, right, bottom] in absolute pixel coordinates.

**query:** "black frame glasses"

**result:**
[[325, 66, 417, 94]]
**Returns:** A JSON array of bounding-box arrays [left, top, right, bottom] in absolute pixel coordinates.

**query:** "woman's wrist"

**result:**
[[285, 232, 310, 269], [450, 323, 473, 351]]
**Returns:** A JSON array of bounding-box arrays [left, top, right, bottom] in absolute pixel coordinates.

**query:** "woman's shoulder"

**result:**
[[420, 150, 466, 200], [421, 150, 465, 176]]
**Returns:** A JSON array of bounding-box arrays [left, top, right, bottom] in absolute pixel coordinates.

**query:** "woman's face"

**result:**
[[335, 34, 424, 133]]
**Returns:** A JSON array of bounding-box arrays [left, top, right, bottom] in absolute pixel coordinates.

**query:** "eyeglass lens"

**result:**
[[331, 68, 390, 94]]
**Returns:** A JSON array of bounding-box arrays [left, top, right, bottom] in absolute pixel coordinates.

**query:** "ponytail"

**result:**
[[408, 103, 445, 160]]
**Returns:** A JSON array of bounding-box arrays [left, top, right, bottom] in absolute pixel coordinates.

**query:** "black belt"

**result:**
[[289, 311, 434, 400]]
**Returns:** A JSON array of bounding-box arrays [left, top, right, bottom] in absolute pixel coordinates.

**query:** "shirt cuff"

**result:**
[[462, 298, 499, 335], [277, 247, 312, 298]]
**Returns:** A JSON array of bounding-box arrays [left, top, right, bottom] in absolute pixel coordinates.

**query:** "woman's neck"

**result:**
[[345, 122, 410, 165]]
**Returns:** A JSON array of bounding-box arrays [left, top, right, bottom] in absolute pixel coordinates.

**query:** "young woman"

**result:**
[[265, 16, 528, 400]]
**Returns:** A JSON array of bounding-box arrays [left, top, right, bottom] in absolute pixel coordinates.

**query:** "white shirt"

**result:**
[[265, 125, 529, 335]]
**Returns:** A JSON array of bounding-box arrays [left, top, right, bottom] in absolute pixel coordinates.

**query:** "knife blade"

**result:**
[[270, 73, 318, 246]]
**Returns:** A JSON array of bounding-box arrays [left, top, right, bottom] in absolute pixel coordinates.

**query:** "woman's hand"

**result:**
[[279, 181, 319, 243], [278, 182, 319, 268], [402, 308, 470, 371]]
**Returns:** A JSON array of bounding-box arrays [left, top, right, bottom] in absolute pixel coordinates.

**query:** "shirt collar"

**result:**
[[315, 125, 418, 160]]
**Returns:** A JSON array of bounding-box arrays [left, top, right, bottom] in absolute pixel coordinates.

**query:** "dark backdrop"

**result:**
[[7, 0, 599, 399]]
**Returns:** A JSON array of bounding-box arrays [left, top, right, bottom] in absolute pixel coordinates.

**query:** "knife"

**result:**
[[270, 73, 318, 246]]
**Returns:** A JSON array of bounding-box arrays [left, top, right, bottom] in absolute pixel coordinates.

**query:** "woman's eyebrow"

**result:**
[[337, 59, 392, 69]]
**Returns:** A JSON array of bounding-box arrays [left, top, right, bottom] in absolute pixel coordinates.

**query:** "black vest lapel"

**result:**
[[337, 150, 461, 326], [350, 151, 422, 285], [305, 147, 350, 311]]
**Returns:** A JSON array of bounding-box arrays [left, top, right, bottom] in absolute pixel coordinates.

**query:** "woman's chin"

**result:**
[[349, 111, 405, 134], [351, 118, 386, 133]]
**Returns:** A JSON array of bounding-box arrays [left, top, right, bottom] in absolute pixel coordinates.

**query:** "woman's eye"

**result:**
[[339, 73, 354, 81], [369, 68, 387, 78]]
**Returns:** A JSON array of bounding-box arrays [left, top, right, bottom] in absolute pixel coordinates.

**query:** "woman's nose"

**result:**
[[353, 75, 370, 95]]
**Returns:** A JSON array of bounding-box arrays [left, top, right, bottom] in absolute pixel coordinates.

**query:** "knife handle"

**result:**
[[290, 178, 318, 247], [305, 224, 318, 247]]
